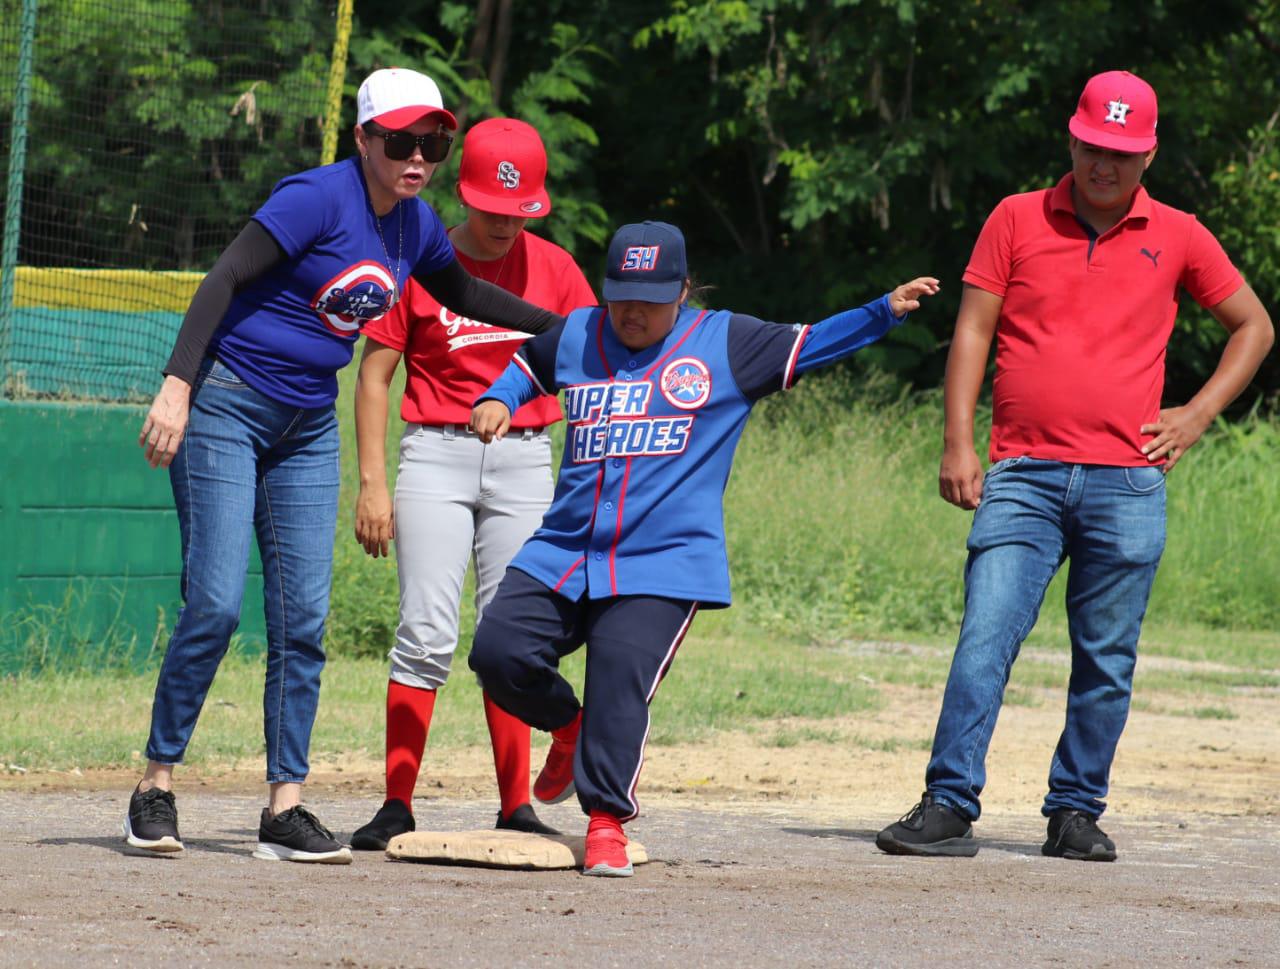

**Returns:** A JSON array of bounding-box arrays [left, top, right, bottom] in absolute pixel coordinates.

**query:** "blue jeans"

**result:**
[[926, 458, 1167, 821], [145, 358, 339, 783]]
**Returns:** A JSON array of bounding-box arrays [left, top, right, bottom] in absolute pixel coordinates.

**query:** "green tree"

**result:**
[[2, 0, 335, 270]]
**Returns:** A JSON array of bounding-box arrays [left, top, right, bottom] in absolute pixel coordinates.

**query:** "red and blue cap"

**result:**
[[602, 221, 687, 304], [1068, 70, 1158, 153]]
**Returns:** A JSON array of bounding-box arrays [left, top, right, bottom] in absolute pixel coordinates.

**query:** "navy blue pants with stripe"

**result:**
[[469, 567, 698, 820]]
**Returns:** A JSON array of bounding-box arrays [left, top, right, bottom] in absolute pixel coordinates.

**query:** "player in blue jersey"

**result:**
[[468, 221, 939, 876], [125, 68, 560, 864]]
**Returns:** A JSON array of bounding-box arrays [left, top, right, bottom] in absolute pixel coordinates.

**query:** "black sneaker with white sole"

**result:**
[[123, 785, 184, 854], [876, 792, 979, 857], [253, 806, 352, 864], [496, 803, 560, 835], [1042, 808, 1117, 862]]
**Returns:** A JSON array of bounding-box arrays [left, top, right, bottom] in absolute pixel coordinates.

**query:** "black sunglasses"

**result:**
[[365, 124, 453, 163]]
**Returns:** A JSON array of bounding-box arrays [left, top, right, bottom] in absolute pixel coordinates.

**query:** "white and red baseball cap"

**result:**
[[457, 118, 552, 218], [1068, 70, 1158, 152], [357, 68, 458, 131]]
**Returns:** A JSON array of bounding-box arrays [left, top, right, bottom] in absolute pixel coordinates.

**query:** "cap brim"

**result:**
[[602, 277, 685, 304], [372, 106, 459, 131], [1068, 116, 1155, 153], [458, 183, 552, 218]]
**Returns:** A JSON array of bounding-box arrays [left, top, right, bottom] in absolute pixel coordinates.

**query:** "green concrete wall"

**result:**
[[0, 400, 264, 672]]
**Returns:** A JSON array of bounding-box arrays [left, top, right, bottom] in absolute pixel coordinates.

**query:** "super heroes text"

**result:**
[[564, 380, 694, 463]]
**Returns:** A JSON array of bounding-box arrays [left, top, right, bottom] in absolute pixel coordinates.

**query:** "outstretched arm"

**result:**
[[794, 277, 941, 375], [413, 257, 562, 335]]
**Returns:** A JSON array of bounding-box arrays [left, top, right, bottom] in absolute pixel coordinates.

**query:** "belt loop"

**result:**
[[522, 427, 534, 441], [442, 423, 456, 440]]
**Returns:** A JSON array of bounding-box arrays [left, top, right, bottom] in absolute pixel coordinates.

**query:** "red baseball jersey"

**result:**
[[963, 175, 1243, 465], [363, 228, 596, 427]]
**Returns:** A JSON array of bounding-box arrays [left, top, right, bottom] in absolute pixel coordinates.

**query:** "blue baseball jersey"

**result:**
[[212, 157, 454, 407], [479, 295, 903, 605]]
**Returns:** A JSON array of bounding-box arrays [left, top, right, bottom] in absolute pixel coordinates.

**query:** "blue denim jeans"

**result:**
[[925, 458, 1167, 821], [145, 358, 339, 783]]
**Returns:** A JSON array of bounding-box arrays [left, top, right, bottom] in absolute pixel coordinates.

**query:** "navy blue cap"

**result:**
[[602, 221, 687, 303]]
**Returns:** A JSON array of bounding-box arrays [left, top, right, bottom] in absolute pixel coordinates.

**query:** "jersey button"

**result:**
[[628, 360, 638, 368], [594, 552, 604, 561], [604, 501, 614, 511], [612, 459, 623, 469], [620, 372, 632, 380]]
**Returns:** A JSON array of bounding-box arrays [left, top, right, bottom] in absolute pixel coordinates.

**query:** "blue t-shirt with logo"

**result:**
[[211, 157, 454, 407]]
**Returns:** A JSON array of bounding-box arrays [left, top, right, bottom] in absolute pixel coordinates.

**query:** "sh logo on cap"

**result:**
[[621, 246, 661, 272]]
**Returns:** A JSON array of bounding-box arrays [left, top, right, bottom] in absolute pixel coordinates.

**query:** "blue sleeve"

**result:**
[[410, 200, 455, 276], [475, 319, 566, 412], [251, 173, 332, 259], [726, 314, 811, 401], [793, 294, 904, 375]]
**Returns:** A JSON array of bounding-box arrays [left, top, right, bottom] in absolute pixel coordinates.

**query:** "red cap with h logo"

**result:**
[[1068, 70, 1158, 153]]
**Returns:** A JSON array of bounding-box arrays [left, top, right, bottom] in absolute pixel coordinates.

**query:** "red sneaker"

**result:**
[[583, 811, 632, 877], [533, 711, 580, 805]]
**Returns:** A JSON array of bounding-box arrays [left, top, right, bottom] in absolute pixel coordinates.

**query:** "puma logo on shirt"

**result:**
[[1140, 248, 1161, 268]]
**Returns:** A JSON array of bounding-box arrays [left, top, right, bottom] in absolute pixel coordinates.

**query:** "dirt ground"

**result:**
[[2, 675, 1278, 968]]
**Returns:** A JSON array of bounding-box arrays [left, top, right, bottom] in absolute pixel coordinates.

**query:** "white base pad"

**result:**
[[386, 829, 649, 870]]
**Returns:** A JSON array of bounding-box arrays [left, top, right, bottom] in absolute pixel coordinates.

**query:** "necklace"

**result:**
[[484, 248, 513, 291], [372, 201, 403, 301]]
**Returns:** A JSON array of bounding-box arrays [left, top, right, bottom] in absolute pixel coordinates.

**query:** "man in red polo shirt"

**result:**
[[877, 70, 1273, 861]]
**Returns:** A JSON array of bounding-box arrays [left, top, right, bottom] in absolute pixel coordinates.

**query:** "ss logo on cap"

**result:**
[[497, 161, 521, 190]]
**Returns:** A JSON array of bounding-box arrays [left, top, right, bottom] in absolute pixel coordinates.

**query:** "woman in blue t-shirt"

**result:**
[[125, 68, 560, 864]]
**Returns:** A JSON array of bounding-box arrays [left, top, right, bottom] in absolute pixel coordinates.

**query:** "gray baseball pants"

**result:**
[[389, 422, 554, 690]]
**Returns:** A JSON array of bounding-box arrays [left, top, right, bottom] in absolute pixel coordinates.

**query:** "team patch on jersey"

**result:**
[[311, 261, 398, 337], [658, 357, 712, 410]]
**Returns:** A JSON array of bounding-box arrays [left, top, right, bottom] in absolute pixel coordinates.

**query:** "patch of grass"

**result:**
[[1182, 706, 1239, 720], [763, 726, 845, 748], [2, 583, 170, 677], [846, 734, 934, 753]]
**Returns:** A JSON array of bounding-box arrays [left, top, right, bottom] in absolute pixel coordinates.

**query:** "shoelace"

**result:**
[[897, 794, 934, 828], [136, 789, 177, 824], [279, 805, 335, 840], [1055, 811, 1096, 841]]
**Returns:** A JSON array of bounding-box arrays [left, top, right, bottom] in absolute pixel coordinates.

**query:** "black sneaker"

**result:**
[[1042, 809, 1117, 862], [496, 803, 560, 836], [123, 785, 184, 854], [876, 792, 978, 857], [350, 798, 415, 851], [253, 806, 352, 864]]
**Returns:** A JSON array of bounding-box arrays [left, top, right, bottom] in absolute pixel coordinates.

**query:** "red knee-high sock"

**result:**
[[483, 690, 531, 816], [385, 680, 436, 810]]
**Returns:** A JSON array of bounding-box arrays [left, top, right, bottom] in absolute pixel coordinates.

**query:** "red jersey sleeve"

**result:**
[[361, 283, 415, 352], [961, 197, 1015, 297], [1180, 218, 1244, 309]]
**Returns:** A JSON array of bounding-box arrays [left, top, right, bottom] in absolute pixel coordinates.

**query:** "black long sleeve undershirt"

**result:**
[[162, 220, 285, 384], [410, 258, 561, 336], [162, 219, 562, 386]]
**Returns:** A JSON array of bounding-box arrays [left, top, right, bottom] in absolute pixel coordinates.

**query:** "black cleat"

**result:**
[[1042, 809, 1117, 862], [876, 792, 978, 857], [496, 803, 560, 835], [123, 785, 184, 854], [350, 798, 415, 851], [254, 806, 352, 864]]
